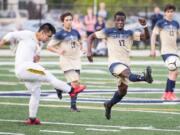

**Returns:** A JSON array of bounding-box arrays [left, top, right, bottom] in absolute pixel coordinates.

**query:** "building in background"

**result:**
[[0, 0, 47, 11]]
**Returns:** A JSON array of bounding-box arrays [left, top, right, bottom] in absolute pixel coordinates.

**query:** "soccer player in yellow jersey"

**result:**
[[47, 12, 86, 112], [151, 4, 180, 101], [87, 11, 153, 120]]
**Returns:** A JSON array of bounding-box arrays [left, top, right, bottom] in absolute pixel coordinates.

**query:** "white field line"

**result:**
[[40, 130, 74, 134], [1, 119, 180, 133], [0, 95, 175, 106], [86, 127, 180, 132], [0, 61, 165, 66], [0, 80, 174, 87], [1, 88, 180, 93], [7, 68, 169, 74], [0, 67, 170, 74], [85, 128, 120, 132], [0, 73, 174, 80], [0, 80, 180, 86], [1, 89, 180, 95], [0, 102, 180, 114], [0, 132, 24, 135], [86, 127, 180, 133], [0, 74, 15, 77], [12, 69, 107, 74], [41, 98, 180, 106], [0, 73, 172, 80], [0, 82, 114, 86]]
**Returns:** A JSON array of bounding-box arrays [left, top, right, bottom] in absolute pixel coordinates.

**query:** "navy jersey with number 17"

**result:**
[[95, 28, 141, 66]]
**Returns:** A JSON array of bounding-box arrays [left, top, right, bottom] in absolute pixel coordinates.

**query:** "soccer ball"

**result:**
[[165, 56, 179, 71]]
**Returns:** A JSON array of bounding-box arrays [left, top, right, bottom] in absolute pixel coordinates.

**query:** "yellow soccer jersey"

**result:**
[[95, 28, 141, 66], [152, 19, 180, 55]]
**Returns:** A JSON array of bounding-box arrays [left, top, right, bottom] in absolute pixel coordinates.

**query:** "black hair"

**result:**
[[114, 11, 126, 20], [38, 23, 56, 34], [60, 12, 73, 22], [164, 4, 176, 12]]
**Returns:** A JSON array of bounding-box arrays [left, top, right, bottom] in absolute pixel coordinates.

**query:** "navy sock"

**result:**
[[67, 82, 77, 108], [109, 91, 124, 106], [165, 79, 175, 92], [71, 96, 77, 108], [129, 73, 145, 82]]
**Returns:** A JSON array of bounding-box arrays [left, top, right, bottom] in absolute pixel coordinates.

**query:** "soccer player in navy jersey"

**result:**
[[87, 11, 153, 120], [47, 12, 86, 112], [151, 4, 180, 100]]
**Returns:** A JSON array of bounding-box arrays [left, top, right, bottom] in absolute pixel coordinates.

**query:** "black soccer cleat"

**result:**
[[144, 66, 153, 84], [55, 89, 63, 100], [104, 101, 112, 120], [70, 106, 80, 112]]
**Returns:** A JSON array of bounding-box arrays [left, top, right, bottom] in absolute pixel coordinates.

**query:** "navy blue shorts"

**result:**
[[109, 62, 130, 77], [161, 54, 179, 62]]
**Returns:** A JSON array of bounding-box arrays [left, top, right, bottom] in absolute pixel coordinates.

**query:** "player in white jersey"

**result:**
[[47, 12, 86, 112], [151, 4, 180, 101], [87, 11, 153, 120], [0, 23, 85, 125]]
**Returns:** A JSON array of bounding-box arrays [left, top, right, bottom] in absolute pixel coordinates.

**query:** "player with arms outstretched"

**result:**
[[87, 11, 153, 120]]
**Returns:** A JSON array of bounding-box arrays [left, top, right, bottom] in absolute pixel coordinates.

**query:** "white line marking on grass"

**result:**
[[42, 98, 180, 105], [1, 119, 180, 133], [117, 126, 180, 132], [1, 102, 180, 115], [0, 74, 14, 77], [0, 132, 24, 135], [0, 61, 165, 66], [40, 130, 74, 134], [86, 128, 120, 132], [0, 82, 18, 85], [1, 88, 180, 93]]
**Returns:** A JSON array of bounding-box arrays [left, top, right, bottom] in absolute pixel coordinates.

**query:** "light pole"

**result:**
[[93, 0, 97, 16]]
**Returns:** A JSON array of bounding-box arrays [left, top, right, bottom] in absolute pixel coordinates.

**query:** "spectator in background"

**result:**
[[97, 2, 108, 20], [150, 6, 163, 30], [84, 7, 96, 36], [72, 14, 86, 37], [72, 14, 87, 55], [27, 1, 38, 19], [95, 15, 105, 31], [94, 15, 107, 56]]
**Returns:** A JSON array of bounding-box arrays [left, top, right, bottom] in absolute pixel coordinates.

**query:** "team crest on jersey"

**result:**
[[63, 33, 67, 36]]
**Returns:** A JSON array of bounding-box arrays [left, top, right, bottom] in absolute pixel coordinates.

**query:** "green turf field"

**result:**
[[0, 56, 180, 135]]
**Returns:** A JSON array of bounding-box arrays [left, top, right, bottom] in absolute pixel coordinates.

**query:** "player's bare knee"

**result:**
[[72, 80, 80, 86], [169, 70, 179, 77], [118, 83, 128, 96], [120, 69, 131, 78]]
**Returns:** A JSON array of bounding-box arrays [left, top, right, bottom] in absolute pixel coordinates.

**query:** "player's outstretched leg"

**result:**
[[128, 66, 153, 83], [104, 84, 127, 120], [144, 66, 153, 83], [69, 83, 86, 97], [55, 84, 86, 99], [104, 101, 112, 120], [55, 89, 63, 99]]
